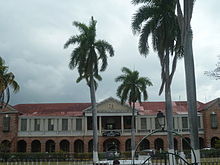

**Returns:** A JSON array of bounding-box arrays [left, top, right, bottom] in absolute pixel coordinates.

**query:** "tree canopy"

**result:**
[[64, 17, 114, 89], [0, 57, 20, 107]]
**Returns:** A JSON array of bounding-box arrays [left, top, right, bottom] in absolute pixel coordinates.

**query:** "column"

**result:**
[[85, 117, 87, 134], [121, 116, 124, 134], [30, 119, 34, 131], [18, 118, 21, 131], [55, 140, 59, 152], [27, 118, 30, 132], [40, 118, 44, 131], [135, 116, 138, 133], [147, 117, 151, 131], [27, 141, 31, 152], [70, 141, 74, 153], [57, 118, 59, 132], [151, 118, 155, 130], [99, 116, 102, 134], [45, 119, 48, 131], [68, 118, 71, 131], [179, 116, 183, 132], [54, 118, 57, 131], [41, 140, 46, 152]]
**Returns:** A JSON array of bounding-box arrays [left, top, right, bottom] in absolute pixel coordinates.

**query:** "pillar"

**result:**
[[121, 116, 124, 134]]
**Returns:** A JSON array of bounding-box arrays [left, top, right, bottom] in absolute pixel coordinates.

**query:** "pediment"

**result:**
[[84, 97, 134, 114]]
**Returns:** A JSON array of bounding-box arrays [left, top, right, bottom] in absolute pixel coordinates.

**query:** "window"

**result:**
[[3, 115, 10, 132], [34, 119, 40, 131], [197, 116, 201, 128], [21, 119, 27, 131], [211, 112, 217, 129], [76, 119, 82, 131], [108, 103, 114, 109], [124, 116, 132, 129], [141, 118, 147, 130], [182, 117, 188, 129], [48, 119, 54, 131], [155, 118, 160, 129], [62, 119, 68, 131]]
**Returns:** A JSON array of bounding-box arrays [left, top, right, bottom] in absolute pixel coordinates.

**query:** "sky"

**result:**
[[0, 0, 220, 105]]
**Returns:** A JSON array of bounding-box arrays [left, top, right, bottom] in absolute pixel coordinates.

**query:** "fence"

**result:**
[[0, 150, 220, 165]]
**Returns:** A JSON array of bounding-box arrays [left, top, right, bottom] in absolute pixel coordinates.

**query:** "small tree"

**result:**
[[115, 67, 152, 159], [204, 56, 220, 79], [0, 57, 19, 108]]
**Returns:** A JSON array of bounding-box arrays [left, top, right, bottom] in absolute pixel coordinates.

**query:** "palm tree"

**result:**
[[115, 67, 152, 160], [131, 0, 182, 156], [0, 57, 20, 108], [176, 0, 200, 163], [64, 17, 114, 163]]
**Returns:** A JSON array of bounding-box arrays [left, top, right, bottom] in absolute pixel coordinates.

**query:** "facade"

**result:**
[[0, 97, 220, 153]]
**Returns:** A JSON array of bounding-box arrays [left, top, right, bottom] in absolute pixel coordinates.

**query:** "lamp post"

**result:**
[[156, 111, 165, 130]]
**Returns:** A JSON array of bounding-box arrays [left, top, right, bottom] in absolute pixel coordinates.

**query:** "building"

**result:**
[[0, 97, 220, 153]]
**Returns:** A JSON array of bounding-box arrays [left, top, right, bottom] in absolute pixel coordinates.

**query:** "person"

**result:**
[[113, 159, 120, 165]]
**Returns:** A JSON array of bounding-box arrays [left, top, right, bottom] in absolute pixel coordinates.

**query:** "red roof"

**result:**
[[13, 100, 206, 117], [13, 103, 91, 117], [137, 101, 205, 115]]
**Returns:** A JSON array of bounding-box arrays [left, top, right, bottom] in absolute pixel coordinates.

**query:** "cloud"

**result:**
[[0, 0, 219, 105]]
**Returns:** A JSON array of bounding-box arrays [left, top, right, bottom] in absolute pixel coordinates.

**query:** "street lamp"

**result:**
[[156, 111, 165, 130]]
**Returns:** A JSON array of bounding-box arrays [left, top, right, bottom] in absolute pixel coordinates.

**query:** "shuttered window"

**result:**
[[211, 112, 217, 129], [62, 119, 68, 131], [76, 119, 82, 131], [34, 119, 40, 131], [141, 118, 147, 130], [48, 119, 54, 131], [21, 119, 27, 131], [3, 116, 10, 132]]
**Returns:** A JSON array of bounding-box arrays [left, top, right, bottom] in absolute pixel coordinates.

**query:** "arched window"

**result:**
[[211, 137, 219, 148], [17, 140, 27, 152], [182, 137, 191, 150], [154, 138, 164, 150], [88, 140, 93, 152], [31, 140, 41, 152], [60, 140, 70, 152], [74, 140, 84, 153], [174, 138, 178, 150], [140, 139, 150, 151], [199, 137, 205, 149], [0, 140, 11, 152], [103, 138, 120, 152], [46, 140, 55, 152], [125, 139, 131, 151]]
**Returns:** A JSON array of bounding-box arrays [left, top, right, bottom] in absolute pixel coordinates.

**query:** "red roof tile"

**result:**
[[13, 100, 206, 117], [13, 103, 91, 117], [136, 101, 205, 115]]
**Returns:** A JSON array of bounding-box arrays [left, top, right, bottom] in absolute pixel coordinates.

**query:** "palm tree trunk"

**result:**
[[183, 26, 200, 163], [164, 50, 175, 164], [184, 0, 200, 163], [89, 76, 99, 163], [131, 102, 136, 163]]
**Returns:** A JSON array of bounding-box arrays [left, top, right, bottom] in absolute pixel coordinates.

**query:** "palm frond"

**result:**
[[121, 67, 133, 75], [64, 35, 81, 49], [73, 21, 89, 34], [131, 5, 157, 34], [131, 0, 154, 5]]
